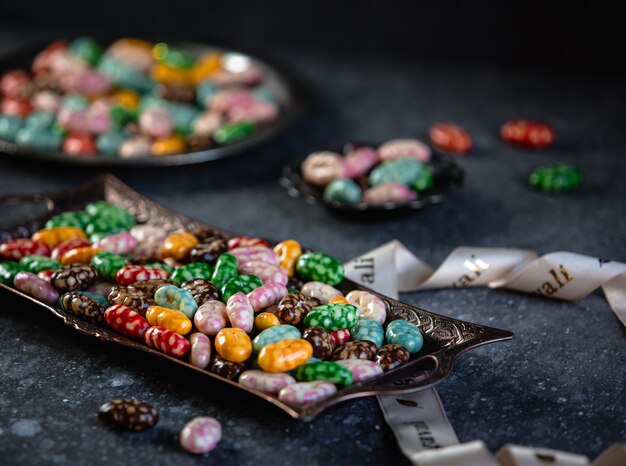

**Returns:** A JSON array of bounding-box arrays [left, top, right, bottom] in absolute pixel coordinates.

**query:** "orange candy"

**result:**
[[145, 305, 192, 336], [152, 135, 186, 156], [254, 312, 281, 332], [61, 246, 101, 265], [428, 123, 473, 154], [215, 328, 252, 363], [329, 296, 350, 305], [273, 240, 302, 277], [160, 231, 198, 261], [32, 227, 87, 248], [257, 339, 313, 373]]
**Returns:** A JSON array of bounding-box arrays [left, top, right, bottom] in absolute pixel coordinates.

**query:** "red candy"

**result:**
[[51, 237, 92, 261], [331, 329, 351, 346], [116, 265, 169, 285], [37, 269, 56, 283], [0, 239, 51, 261], [500, 120, 555, 149], [32, 41, 67, 74], [0, 70, 30, 98], [144, 326, 190, 359], [227, 236, 269, 250], [1, 97, 32, 118], [104, 305, 150, 340], [63, 133, 97, 155], [428, 123, 472, 154]]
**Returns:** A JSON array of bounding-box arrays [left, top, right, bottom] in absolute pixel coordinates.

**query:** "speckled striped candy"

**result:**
[[143, 326, 190, 359], [239, 260, 287, 285], [130, 225, 169, 258], [94, 232, 137, 255], [296, 253, 344, 286], [277, 381, 337, 407], [154, 284, 198, 319], [189, 333, 211, 369], [115, 265, 169, 285], [103, 304, 149, 339], [303, 303, 360, 331], [301, 281, 342, 304], [335, 359, 384, 383], [194, 301, 229, 336], [226, 292, 254, 332], [51, 237, 91, 261], [0, 239, 51, 261], [229, 246, 279, 266], [13, 271, 59, 304], [247, 282, 288, 312], [239, 370, 296, 394], [179, 417, 222, 454], [346, 290, 387, 325]]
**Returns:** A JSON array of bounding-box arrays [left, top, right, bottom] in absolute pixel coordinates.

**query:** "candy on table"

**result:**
[[208, 88, 254, 113], [428, 123, 473, 154], [51, 264, 97, 293], [144, 326, 190, 359], [103, 304, 149, 340], [209, 354, 246, 381], [189, 333, 212, 369], [190, 238, 228, 264], [145, 305, 192, 335], [225, 292, 254, 332], [302, 326, 335, 360], [254, 312, 281, 331], [257, 338, 313, 373], [378, 138, 431, 162], [295, 361, 354, 388], [154, 284, 198, 319], [13, 271, 59, 304], [170, 262, 213, 286], [529, 165, 582, 192], [1, 97, 32, 118], [98, 399, 159, 431], [273, 239, 302, 277], [229, 245, 279, 266], [70, 290, 109, 307], [239, 260, 288, 286], [0, 114, 23, 141], [375, 344, 410, 371], [32, 91, 62, 113], [276, 292, 321, 325], [181, 278, 219, 305], [500, 119, 555, 149], [210, 253, 238, 289], [350, 319, 385, 348], [45, 210, 91, 230], [239, 370, 296, 395], [301, 151, 344, 187], [37, 269, 56, 283], [60, 246, 101, 265], [138, 108, 173, 138], [0, 262, 22, 285], [335, 359, 384, 383], [300, 281, 342, 304], [323, 178, 362, 204], [228, 99, 278, 124], [411, 164, 434, 192], [369, 157, 423, 187], [330, 329, 351, 346], [0, 239, 51, 261], [303, 303, 360, 332], [345, 290, 387, 325], [19, 255, 60, 274], [91, 251, 127, 281], [363, 183, 418, 205], [194, 300, 229, 336], [126, 278, 172, 297], [115, 265, 169, 286], [87, 282, 116, 297], [277, 381, 337, 407], [221, 274, 263, 302], [331, 340, 378, 361], [61, 291, 106, 322], [215, 327, 252, 363], [252, 324, 301, 353], [385, 319, 424, 354], [247, 282, 288, 311], [179, 417, 222, 454]]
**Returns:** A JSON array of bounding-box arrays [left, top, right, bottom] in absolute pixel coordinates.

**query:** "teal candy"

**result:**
[[303, 303, 360, 331], [154, 284, 198, 319], [170, 262, 213, 285], [220, 274, 262, 302], [253, 86, 275, 103], [0, 115, 23, 142], [323, 178, 362, 204], [296, 252, 344, 286], [98, 56, 154, 93], [350, 319, 384, 348], [252, 325, 301, 353], [369, 157, 423, 187], [385, 319, 423, 354], [19, 255, 61, 274], [196, 81, 218, 107], [0, 262, 22, 285], [69, 37, 103, 66], [25, 111, 55, 130], [15, 127, 62, 151], [61, 94, 88, 110], [97, 129, 126, 156], [140, 96, 199, 133]]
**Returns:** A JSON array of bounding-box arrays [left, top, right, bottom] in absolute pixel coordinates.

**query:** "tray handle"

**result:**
[[0, 194, 55, 241]]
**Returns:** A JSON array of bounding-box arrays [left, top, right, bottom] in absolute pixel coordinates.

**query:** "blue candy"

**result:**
[[252, 324, 301, 353], [350, 319, 384, 348], [154, 284, 198, 319], [385, 319, 423, 354]]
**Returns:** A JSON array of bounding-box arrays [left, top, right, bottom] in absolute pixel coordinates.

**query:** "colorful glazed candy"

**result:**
[[51, 264, 97, 293], [295, 361, 354, 388], [303, 303, 360, 331], [239, 260, 287, 286], [61, 291, 105, 322], [116, 265, 168, 285], [13, 271, 59, 304], [278, 381, 337, 407], [239, 370, 296, 394], [350, 319, 385, 348], [257, 339, 313, 373], [225, 292, 254, 332], [103, 304, 149, 339], [194, 301, 229, 336], [252, 325, 301, 353], [154, 284, 198, 319], [215, 327, 252, 363], [346, 290, 387, 325], [254, 312, 281, 331], [428, 123, 472, 154], [301, 281, 342, 304], [276, 292, 321, 325], [302, 326, 335, 359], [144, 326, 190, 359], [247, 282, 288, 312], [501, 120, 555, 149], [296, 253, 344, 286], [376, 344, 410, 371], [529, 165, 582, 192], [146, 305, 192, 335], [273, 239, 302, 277], [189, 332, 212, 369], [385, 319, 424, 354], [98, 399, 159, 431], [179, 417, 222, 454], [0, 239, 51, 261], [335, 359, 383, 382]]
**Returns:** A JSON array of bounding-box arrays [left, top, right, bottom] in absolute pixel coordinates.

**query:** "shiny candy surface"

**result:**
[[378, 138, 431, 162], [225, 292, 254, 332], [331, 340, 378, 361], [385, 319, 424, 354], [181, 278, 219, 305], [61, 291, 105, 322], [363, 183, 418, 205], [179, 417, 222, 454], [330, 329, 351, 346], [51, 264, 97, 293], [209, 355, 245, 381], [335, 359, 384, 383], [215, 328, 252, 363], [254, 312, 281, 331], [61, 246, 100, 265], [146, 305, 192, 335], [529, 165, 582, 192], [160, 231, 198, 261], [221, 274, 262, 302], [239, 260, 287, 286], [94, 232, 137, 255], [170, 262, 213, 286], [301, 151, 344, 187], [296, 253, 344, 286], [51, 237, 91, 261], [227, 236, 269, 250], [304, 303, 360, 331], [13, 271, 59, 304], [0, 262, 22, 285], [107, 285, 155, 316], [328, 296, 349, 305], [103, 304, 149, 339], [273, 239, 302, 277], [302, 326, 335, 360], [501, 120, 555, 149], [32, 226, 86, 248], [239, 370, 296, 395], [143, 326, 190, 359], [257, 338, 313, 373], [98, 399, 159, 431], [276, 292, 320, 325], [301, 281, 342, 304], [350, 319, 385, 348], [375, 344, 410, 371], [154, 284, 198, 319], [91, 251, 126, 281], [190, 239, 227, 264], [342, 146, 379, 179], [278, 381, 337, 407], [323, 178, 362, 204], [369, 157, 423, 187], [229, 246, 279, 266], [295, 361, 354, 388], [194, 301, 229, 336], [247, 282, 288, 312], [252, 325, 301, 353], [0, 239, 51, 261], [115, 265, 169, 285], [211, 253, 238, 289], [19, 255, 60, 274], [189, 332, 212, 369], [428, 123, 473, 154], [346, 290, 387, 325]]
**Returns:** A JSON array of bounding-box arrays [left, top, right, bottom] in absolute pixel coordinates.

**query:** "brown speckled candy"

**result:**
[[375, 344, 410, 371], [331, 340, 378, 361], [276, 292, 321, 326], [209, 355, 245, 381], [156, 82, 196, 103], [98, 399, 159, 431], [190, 239, 228, 264], [51, 264, 97, 293], [286, 276, 304, 291], [61, 292, 106, 323], [107, 286, 154, 316], [127, 278, 172, 298], [192, 226, 225, 242], [181, 278, 219, 305], [186, 134, 213, 152], [302, 326, 335, 360]]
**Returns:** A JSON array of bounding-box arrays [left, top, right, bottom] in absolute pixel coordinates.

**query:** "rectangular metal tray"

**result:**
[[0, 175, 512, 420]]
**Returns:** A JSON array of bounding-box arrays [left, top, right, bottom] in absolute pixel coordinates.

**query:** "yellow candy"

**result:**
[[160, 231, 198, 261], [32, 227, 86, 248], [215, 328, 252, 363], [151, 63, 192, 84], [273, 240, 302, 277], [111, 89, 140, 109], [257, 338, 313, 373], [254, 312, 281, 332], [152, 135, 186, 156], [60, 246, 101, 265], [329, 296, 350, 305], [192, 53, 221, 83], [146, 305, 192, 335]]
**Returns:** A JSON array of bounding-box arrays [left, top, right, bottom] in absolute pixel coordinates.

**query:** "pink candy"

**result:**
[[378, 139, 431, 162], [194, 301, 229, 336], [13, 271, 59, 305], [346, 290, 387, 325], [94, 232, 138, 255], [229, 246, 279, 266], [301, 281, 342, 304], [239, 370, 296, 395], [278, 381, 337, 407], [193, 111, 222, 136], [226, 292, 254, 333], [247, 283, 288, 312], [228, 99, 278, 124], [209, 88, 254, 113], [342, 146, 379, 179], [239, 261, 287, 286], [139, 109, 173, 138], [179, 417, 222, 454], [335, 359, 383, 383], [189, 333, 212, 369], [363, 183, 418, 205]]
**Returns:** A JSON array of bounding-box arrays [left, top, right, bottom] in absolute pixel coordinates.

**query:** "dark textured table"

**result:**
[[1, 34, 625, 465]]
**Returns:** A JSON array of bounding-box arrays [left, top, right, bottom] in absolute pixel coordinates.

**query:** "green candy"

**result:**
[[295, 361, 354, 388], [153, 43, 196, 70], [19, 255, 61, 274], [529, 165, 582, 192], [213, 122, 256, 145], [0, 115, 24, 142], [140, 96, 199, 133], [45, 211, 90, 229], [69, 37, 103, 66], [88, 228, 127, 244], [109, 105, 138, 127], [170, 262, 214, 286], [84, 202, 136, 234], [211, 253, 238, 289], [303, 303, 360, 331], [221, 274, 262, 302], [370, 157, 423, 187], [0, 262, 22, 285], [145, 262, 175, 275], [411, 164, 434, 192], [323, 178, 362, 204], [196, 81, 218, 107], [350, 319, 385, 348], [296, 252, 344, 286], [91, 252, 126, 281]]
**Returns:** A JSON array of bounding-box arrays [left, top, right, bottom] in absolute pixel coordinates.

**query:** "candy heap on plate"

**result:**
[[301, 139, 437, 206], [0, 37, 279, 158], [0, 202, 425, 408]]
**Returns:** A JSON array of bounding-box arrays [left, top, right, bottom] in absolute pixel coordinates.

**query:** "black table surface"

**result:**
[[1, 35, 625, 465]]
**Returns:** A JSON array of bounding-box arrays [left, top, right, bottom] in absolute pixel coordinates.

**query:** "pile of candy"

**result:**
[[0, 38, 279, 158], [0, 202, 425, 408]]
